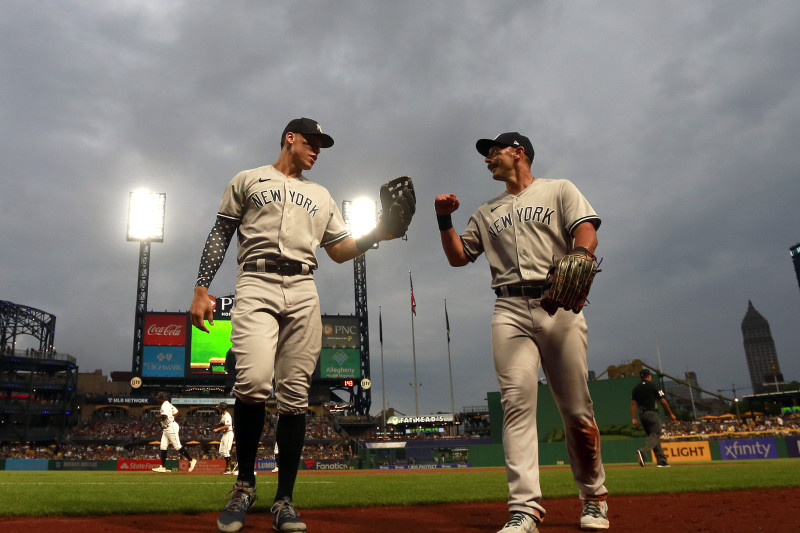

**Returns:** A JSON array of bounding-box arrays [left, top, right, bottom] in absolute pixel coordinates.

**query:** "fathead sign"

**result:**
[[144, 314, 188, 346]]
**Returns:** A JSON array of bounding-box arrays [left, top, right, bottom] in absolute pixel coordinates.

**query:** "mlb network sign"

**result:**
[[719, 438, 778, 460]]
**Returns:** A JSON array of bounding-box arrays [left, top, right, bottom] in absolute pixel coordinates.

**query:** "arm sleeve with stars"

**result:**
[[195, 215, 238, 288]]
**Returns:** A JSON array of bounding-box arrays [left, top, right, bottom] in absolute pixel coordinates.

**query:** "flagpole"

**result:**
[[410, 271, 419, 417], [445, 299, 455, 436], [379, 306, 386, 437]]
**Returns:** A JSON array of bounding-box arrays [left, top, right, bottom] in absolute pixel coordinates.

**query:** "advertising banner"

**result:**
[[5, 459, 49, 471], [301, 459, 350, 471], [256, 459, 278, 471], [321, 315, 359, 349], [144, 314, 188, 346], [210, 294, 236, 320], [117, 459, 163, 471], [786, 436, 800, 458], [142, 346, 186, 377], [50, 460, 117, 471], [659, 441, 712, 463], [319, 348, 360, 379], [718, 438, 778, 460], [378, 464, 471, 470]]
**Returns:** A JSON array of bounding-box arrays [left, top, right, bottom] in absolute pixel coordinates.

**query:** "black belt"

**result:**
[[494, 285, 545, 298], [242, 260, 313, 276]]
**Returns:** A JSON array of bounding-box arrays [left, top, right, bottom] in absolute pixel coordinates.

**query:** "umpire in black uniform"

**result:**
[[631, 369, 677, 467]]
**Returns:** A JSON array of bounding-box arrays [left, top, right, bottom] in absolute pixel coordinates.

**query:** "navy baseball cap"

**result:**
[[476, 132, 534, 160], [282, 117, 334, 148], [639, 369, 651, 379]]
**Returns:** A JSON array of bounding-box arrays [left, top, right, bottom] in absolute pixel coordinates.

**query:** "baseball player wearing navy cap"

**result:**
[[435, 131, 609, 532], [190, 117, 411, 533]]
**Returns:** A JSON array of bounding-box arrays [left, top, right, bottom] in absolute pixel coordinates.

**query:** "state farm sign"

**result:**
[[144, 313, 188, 346]]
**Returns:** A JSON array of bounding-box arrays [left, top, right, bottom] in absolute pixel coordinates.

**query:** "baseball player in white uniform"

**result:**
[[434, 132, 608, 532], [152, 392, 197, 473], [190, 118, 409, 533], [214, 402, 235, 474]]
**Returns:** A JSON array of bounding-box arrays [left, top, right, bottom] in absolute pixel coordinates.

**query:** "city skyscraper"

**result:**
[[741, 301, 783, 394]]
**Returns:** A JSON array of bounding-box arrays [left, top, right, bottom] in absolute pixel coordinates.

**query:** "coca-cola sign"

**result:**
[[144, 313, 188, 346]]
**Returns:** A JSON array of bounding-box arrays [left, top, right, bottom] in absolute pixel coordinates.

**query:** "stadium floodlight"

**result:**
[[127, 190, 166, 384], [127, 191, 166, 242], [342, 198, 378, 246], [341, 197, 377, 416]]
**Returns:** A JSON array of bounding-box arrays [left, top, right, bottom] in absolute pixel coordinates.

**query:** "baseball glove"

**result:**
[[379, 176, 416, 237], [540, 247, 601, 316]]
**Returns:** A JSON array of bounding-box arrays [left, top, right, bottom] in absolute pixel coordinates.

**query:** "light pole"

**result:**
[[718, 385, 742, 417], [127, 191, 166, 381], [342, 198, 378, 416], [685, 370, 698, 420]]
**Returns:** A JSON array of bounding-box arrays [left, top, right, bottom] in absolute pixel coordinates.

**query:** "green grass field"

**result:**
[[0, 460, 798, 517]]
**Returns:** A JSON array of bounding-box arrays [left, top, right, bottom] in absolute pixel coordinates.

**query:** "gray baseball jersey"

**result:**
[[460, 177, 607, 518], [461, 178, 599, 288], [217, 165, 349, 268], [216, 165, 348, 411]]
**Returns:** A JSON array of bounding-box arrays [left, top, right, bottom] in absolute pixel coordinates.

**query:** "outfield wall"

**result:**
[[3, 436, 798, 470]]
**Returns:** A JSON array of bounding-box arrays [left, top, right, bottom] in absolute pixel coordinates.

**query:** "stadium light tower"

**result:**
[[341, 198, 378, 416], [127, 191, 166, 382]]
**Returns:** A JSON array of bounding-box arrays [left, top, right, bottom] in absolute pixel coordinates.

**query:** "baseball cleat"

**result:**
[[496, 511, 539, 532], [636, 450, 645, 467], [271, 497, 306, 532], [189, 459, 197, 472], [272, 467, 279, 473], [657, 464, 671, 468], [152, 466, 169, 473], [217, 481, 257, 533], [579, 500, 609, 530]]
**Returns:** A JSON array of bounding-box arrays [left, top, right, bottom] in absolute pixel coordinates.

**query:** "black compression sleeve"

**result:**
[[195, 215, 238, 288]]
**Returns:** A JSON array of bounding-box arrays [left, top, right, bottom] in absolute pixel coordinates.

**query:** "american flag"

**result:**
[[445, 299, 450, 343], [410, 271, 416, 316]]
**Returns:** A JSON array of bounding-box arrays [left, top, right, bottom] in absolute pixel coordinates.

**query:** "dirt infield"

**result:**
[[1, 487, 797, 533]]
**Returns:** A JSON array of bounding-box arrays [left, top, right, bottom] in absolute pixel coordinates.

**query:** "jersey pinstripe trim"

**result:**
[[567, 215, 601, 235], [320, 231, 350, 248]]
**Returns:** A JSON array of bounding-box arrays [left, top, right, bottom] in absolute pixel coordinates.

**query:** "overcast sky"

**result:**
[[2, 1, 800, 416]]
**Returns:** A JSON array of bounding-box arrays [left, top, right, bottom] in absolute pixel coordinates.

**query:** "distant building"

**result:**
[[741, 301, 783, 394], [664, 371, 701, 400], [791, 242, 800, 294]]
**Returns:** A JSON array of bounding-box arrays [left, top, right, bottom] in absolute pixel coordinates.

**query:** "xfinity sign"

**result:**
[[719, 438, 778, 460]]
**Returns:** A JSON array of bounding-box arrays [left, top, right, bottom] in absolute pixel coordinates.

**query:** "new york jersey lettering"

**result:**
[[288, 190, 321, 218], [487, 205, 555, 240], [250, 189, 282, 210]]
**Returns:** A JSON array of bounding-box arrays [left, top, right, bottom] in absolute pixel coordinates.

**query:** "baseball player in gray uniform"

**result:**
[[152, 392, 197, 473], [213, 402, 235, 474], [434, 132, 608, 532], [190, 118, 410, 533]]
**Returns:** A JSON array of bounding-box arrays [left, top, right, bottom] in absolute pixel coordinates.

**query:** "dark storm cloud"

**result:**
[[2, 1, 799, 414]]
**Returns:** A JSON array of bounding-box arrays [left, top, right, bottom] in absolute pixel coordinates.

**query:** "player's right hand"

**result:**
[[190, 287, 214, 333], [434, 193, 460, 215]]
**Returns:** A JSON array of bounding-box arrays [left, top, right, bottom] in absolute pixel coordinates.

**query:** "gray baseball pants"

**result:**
[[491, 296, 608, 518]]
